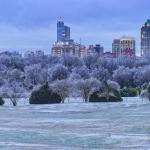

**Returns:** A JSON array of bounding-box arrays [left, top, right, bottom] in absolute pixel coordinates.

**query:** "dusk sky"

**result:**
[[0, 0, 149, 54]]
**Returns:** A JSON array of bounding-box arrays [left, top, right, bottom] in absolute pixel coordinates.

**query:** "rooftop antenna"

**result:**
[[58, 16, 63, 21], [80, 37, 82, 45]]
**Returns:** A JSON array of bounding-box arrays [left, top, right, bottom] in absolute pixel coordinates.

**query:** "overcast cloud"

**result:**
[[0, 0, 149, 54]]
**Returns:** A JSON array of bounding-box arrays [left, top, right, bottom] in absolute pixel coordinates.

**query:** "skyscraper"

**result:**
[[112, 39, 120, 57], [141, 20, 150, 56], [120, 36, 135, 56], [57, 20, 73, 43], [94, 44, 104, 56]]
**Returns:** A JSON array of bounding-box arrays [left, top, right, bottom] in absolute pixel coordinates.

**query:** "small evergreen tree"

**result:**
[[147, 85, 150, 100], [29, 83, 61, 104], [89, 80, 122, 102], [0, 97, 4, 106]]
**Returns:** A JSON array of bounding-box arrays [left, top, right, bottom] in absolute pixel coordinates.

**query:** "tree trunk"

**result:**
[[61, 97, 65, 103], [87, 95, 91, 103], [10, 98, 17, 106], [106, 92, 109, 102], [85, 98, 88, 103]]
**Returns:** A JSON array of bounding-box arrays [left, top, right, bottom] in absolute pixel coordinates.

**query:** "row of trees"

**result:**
[[0, 51, 150, 106], [30, 79, 122, 104]]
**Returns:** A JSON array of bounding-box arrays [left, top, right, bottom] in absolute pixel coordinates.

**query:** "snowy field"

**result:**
[[0, 97, 150, 150]]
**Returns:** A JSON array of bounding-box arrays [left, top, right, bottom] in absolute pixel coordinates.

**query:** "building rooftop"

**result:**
[[120, 36, 135, 41], [146, 19, 150, 24], [143, 19, 150, 27]]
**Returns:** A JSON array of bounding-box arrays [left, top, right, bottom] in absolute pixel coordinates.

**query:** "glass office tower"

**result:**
[[141, 20, 150, 56]]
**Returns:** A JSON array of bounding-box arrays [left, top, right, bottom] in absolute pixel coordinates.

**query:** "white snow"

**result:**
[[0, 97, 150, 150]]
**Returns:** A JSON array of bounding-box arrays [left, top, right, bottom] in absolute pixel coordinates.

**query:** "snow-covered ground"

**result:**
[[0, 97, 150, 150]]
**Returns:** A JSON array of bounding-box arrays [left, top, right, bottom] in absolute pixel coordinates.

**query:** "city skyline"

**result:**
[[0, 0, 149, 55]]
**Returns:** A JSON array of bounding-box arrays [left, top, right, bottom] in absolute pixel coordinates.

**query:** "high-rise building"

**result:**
[[54, 19, 105, 57], [57, 20, 73, 44], [120, 36, 135, 56], [94, 44, 104, 56], [141, 20, 150, 56], [112, 36, 136, 57], [112, 39, 120, 57]]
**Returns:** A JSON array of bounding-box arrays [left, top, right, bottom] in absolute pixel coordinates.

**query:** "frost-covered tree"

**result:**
[[91, 67, 110, 81], [0, 81, 26, 106], [97, 58, 118, 75], [51, 80, 71, 103], [134, 65, 150, 87], [48, 64, 68, 82], [24, 64, 47, 89], [72, 66, 90, 79], [2, 51, 150, 98], [0, 52, 24, 70], [116, 56, 136, 68], [107, 80, 120, 91], [76, 78, 101, 102], [61, 55, 83, 71], [113, 66, 136, 88], [69, 72, 82, 80], [140, 90, 149, 100], [83, 55, 98, 70], [6, 69, 25, 83]]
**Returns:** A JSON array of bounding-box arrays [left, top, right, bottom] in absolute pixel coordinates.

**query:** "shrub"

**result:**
[[0, 97, 4, 105], [120, 87, 138, 97], [89, 91, 123, 102], [29, 83, 61, 104], [147, 85, 150, 100]]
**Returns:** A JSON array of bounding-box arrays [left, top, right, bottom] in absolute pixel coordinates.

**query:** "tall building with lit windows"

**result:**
[[120, 36, 135, 56], [57, 19, 74, 44], [141, 20, 150, 56], [112, 36, 135, 57]]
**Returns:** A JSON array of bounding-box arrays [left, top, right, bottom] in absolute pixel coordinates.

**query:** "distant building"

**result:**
[[141, 20, 150, 56], [35, 50, 44, 57], [103, 52, 115, 58], [94, 44, 104, 56], [24, 51, 35, 58], [120, 36, 135, 56], [57, 20, 74, 44], [79, 45, 87, 58], [112, 36, 136, 57], [51, 42, 66, 57], [51, 41, 90, 58], [24, 50, 45, 58], [87, 44, 104, 56], [112, 39, 120, 57], [51, 43, 104, 58], [87, 45, 96, 56], [51, 42, 81, 57], [53, 19, 105, 58]]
